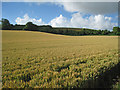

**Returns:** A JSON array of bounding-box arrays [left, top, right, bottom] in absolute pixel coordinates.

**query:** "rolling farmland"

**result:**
[[2, 30, 119, 88]]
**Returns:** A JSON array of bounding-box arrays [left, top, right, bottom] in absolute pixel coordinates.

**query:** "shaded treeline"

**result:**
[[1, 18, 120, 36]]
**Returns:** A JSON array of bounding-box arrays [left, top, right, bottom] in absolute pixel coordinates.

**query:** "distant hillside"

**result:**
[[53, 27, 83, 31], [52, 27, 112, 36], [1, 18, 120, 36]]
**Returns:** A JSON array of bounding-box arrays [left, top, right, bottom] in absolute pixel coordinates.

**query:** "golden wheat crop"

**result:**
[[2, 30, 119, 88]]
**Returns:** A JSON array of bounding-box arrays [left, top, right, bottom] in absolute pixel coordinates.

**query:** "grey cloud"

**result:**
[[56, 2, 118, 14]]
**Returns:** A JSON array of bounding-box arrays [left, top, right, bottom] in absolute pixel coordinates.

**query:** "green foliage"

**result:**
[[12, 24, 25, 30], [0, 24, 2, 30], [113, 27, 120, 35], [1, 18, 12, 30], [113, 79, 120, 89], [23, 22, 38, 31], [101, 30, 110, 35], [37, 25, 52, 32], [1, 18, 120, 36]]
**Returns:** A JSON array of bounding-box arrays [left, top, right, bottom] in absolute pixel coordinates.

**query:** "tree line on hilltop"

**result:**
[[0, 18, 120, 36]]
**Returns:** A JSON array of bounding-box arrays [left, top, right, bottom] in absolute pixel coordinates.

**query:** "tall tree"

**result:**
[[1, 18, 11, 30], [23, 22, 38, 31], [113, 27, 120, 35]]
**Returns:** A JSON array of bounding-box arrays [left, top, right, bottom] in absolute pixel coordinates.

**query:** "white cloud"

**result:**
[[48, 13, 117, 30], [72, 13, 117, 30], [49, 14, 70, 27], [15, 14, 45, 25], [15, 13, 117, 30], [16, 13, 117, 30]]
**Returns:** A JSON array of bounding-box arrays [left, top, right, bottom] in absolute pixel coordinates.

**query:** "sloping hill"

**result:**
[[2, 30, 119, 88]]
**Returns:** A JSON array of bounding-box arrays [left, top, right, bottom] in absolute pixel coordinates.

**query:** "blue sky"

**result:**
[[2, 2, 118, 30], [2, 2, 73, 24]]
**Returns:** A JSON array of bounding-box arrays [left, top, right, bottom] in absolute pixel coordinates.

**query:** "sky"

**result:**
[[2, 1, 119, 30]]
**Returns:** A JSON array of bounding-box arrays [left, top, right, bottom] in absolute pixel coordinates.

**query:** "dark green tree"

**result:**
[[113, 27, 120, 35], [1, 18, 11, 30], [101, 29, 109, 35], [23, 22, 38, 31]]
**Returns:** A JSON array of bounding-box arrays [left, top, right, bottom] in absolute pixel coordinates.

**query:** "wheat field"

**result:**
[[2, 30, 119, 88]]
